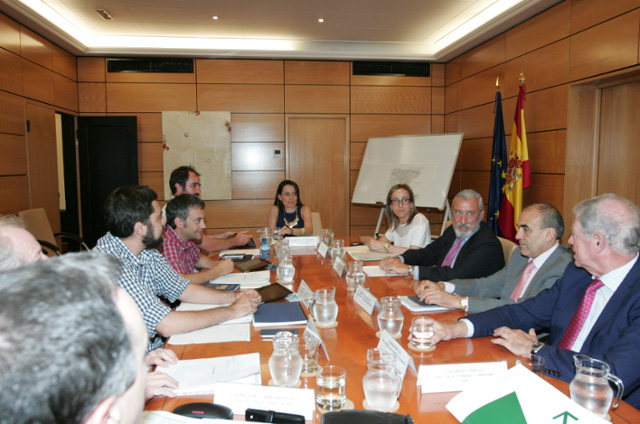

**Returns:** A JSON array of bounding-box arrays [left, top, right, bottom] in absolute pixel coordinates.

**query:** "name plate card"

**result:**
[[288, 236, 319, 247], [378, 330, 417, 379], [304, 319, 330, 360], [418, 361, 508, 393], [214, 382, 316, 420], [317, 242, 329, 258], [354, 285, 378, 315], [332, 256, 346, 276], [297, 280, 314, 309]]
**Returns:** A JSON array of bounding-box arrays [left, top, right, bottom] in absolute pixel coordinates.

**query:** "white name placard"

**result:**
[[378, 330, 416, 379], [304, 319, 330, 360], [354, 285, 378, 315], [297, 280, 314, 309], [214, 382, 316, 420], [317, 242, 329, 258], [288, 236, 319, 247], [419, 361, 508, 393], [332, 256, 345, 276]]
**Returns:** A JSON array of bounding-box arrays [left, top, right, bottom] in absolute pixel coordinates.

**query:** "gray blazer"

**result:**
[[452, 244, 573, 313]]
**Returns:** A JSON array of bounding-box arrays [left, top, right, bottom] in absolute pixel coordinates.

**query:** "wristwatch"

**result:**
[[531, 341, 545, 356], [406, 265, 415, 277], [383, 242, 390, 252]]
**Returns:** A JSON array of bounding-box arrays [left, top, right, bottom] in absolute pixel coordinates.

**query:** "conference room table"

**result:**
[[145, 237, 640, 423]]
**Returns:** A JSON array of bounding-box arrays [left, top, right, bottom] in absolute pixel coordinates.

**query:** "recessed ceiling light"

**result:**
[[95, 9, 112, 20], [318, 18, 324, 23], [212, 16, 219, 20]]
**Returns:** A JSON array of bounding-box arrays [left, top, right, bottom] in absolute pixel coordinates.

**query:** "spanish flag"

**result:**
[[498, 84, 530, 242]]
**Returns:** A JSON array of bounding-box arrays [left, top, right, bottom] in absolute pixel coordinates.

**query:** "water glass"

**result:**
[[276, 255, 295, 284], [299, 338, 319, 374], [311, 287, 338, 327], [257, 227, 274, 246], [330, 239, 345, 263], [377, 296, 404, 338], [321, 229, 333, 247], [345, 261, 358, 291], [316, 365, 347, 411], [275, 238, 291, 260], [518, 354, 545, 376], [410, 317, 435, 350]]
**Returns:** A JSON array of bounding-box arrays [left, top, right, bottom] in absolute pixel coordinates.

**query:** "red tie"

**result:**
[[510, 260, 537, 301], [558, 278, 604, 350], [441, 238, 463, 267]]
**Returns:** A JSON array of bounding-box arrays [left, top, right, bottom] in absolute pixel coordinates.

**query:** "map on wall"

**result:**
[[162, 111, 232, 200]]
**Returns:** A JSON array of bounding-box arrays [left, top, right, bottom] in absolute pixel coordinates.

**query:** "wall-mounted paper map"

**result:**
[[162, 111, 232, 200]]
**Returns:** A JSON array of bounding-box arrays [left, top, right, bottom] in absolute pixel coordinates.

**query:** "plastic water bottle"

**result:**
[[260, 237, 270, 261]]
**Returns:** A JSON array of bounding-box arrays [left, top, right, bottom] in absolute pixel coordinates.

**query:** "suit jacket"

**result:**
[[467, 257, 640, 409], [402, 221, 504, 282], [452, 244, 573, 313]]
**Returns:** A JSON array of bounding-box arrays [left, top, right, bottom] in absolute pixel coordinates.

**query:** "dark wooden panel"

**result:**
[[197, 84, 284, 113], [197, 59, 283, 84], [0, 175, 29, 214], [459, 170, 490, 201], [523, 174, 564, 215], [527, 130, 566, 174], [54, 73, 78, 111], [351, 114, 431, 141], [285, 85, 349, 113], [0, 13, 21, 55], [0, 47, 22, 95], [571, 0, 640, 34], [461, 34, 506, 79], [231, 114, 284, 142], [232, 170, 285, 199], [22, 59, 54, 104], [351, 86, 431, 114], [138, 142, 163, 172], [52, 44, 77, 80], [0, 90, 25, 135], [138, 171, 164, 200], [77, 57, 105, 82], [106, 83, 197, 112], [285, 61, 349, 85], [0, 133, 27, 175], [203, 199, 273, 228], [78, 83, 106, 113], [457, 137, 492, 172], [19, 27, 52, 69], [231, 142, 285, 171]]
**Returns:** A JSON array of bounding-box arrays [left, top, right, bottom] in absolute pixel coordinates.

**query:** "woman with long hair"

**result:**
[[267, 180, 312, 236]]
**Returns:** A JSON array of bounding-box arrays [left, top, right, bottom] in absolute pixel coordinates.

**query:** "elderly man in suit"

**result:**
[[380, 189, 504, 307], [422, 193, 640, 409], [416, 203, 572, 313]]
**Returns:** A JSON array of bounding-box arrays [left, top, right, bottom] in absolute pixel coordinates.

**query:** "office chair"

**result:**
[[18, 208, 89, 256]]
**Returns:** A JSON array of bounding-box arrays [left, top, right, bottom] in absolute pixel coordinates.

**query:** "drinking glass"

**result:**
[[330, 239, 345, 263], [276, 255, 295, 284], [377, 296, 404, 338], [321, 229, 334, 247], [410, 317, 435, 350], [517, 354, 546, 376], [310, 287, 338, 327], [316, 365, 347, 411], [299, 337, 319, 374], [268, 331, 303, 387]]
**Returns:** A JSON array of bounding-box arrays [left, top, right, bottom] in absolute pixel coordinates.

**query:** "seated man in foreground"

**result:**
[[0, 214, 47, 271], [94, 185, 260, 352], [422, 194, 640, 409], [417, 203, 573, 313], [0, 253, 147, 423], [380, 189, 505, 286], [163, 194, 234, 284]]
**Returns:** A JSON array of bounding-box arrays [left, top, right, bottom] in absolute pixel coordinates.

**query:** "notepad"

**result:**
[[211, 270, 270, 288], [252, 301, 307, 328]]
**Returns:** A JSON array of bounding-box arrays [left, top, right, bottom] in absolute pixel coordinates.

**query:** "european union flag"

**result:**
[[488, 90, 507, 236]]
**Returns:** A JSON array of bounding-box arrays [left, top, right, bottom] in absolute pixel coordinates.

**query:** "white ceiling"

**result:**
[[0, 0, 560, 61]]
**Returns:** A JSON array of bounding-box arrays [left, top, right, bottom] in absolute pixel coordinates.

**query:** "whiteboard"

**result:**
[[352, 133, 464, 210]]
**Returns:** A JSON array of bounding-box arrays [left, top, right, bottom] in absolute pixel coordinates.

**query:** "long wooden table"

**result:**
[[145, 239, 640, 423]]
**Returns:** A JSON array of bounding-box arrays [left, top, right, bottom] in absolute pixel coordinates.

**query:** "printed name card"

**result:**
[[378, 330, 417, 379], [297, 280, 314, 309], [418, 361, 508, 393], [214, 382, 316, 420], [317, 242, 329, 258], [304, 319, 330, 360], [354, 285, 378, 315], [332, 256, 345, 276]]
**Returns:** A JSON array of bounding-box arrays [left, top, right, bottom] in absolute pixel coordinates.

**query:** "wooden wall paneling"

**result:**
[[0, 47, 22, 95], [527, 130, 566, 174], [504, 39, 570, 98], [456, 137, 492, 171], [350, 225, 384, 237], [285, 61, 350, 85], [0, 90, 25, 135], [571, 0, 640, 34], [445, 81, 462, 114], [459, 103, 495, 139], [231, 114, 284, 142], [196, 59, 284, 84], [0, 13, 21, 55], [350, 142, 366, 170], [521, 85, 568, 132], [569, 11, 640, 81], [446, 57, 463, 85], [19, 27, 52, 69], [444, 111, 461, 133], [110, 112, 162, 142], [432, 63, 446, 86], [285, 85, 350, 113], [26, 102, 59, 231], [21, 59, 54, 104], [77, 57, 105, 82], [138, 142, 163, 172], [53, 73, 78, 111], [350, 170, 359, 197], [351, 204, 385, 226], [232, 170, 285, 199], [522, 174, 565, 213], [461, 65, 505, 110], [459, 170, 490, 200], [106, 83, 197, 112], [350, 114, 431, 141], [203, 199, 273, 228], [461, 34, 506, 79], [106, 71, 196, 83], [197, 84, 284, 113], [0, 175, 29, 214], [0, 133, 27, 175], [505, 0, 571, 60], [432, 86, 445, 114], [78, 82, 106, 113], [51, 44, 76, 80], [351, 86, 431, 114], [350, 74, 431, 87], [138, 171, 164, 199], [232, 142, 285, 171], [432, 115, 445, 133]]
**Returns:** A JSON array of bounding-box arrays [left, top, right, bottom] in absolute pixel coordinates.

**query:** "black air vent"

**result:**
[[353, 61, 430, 77], [107, 58, 194, 73]]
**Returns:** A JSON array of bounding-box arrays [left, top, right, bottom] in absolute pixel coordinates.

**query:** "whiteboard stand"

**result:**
[[374, 208, 385, 239]]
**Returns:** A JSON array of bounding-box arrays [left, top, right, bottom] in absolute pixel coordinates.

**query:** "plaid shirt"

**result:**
[[94, 232, 190, 352], [162, 226, 201, 274]]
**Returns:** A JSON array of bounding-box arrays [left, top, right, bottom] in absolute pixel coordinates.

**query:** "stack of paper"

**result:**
[[345, 245, 395, 261], [211, 270, 271, 288], [219, 248, 259, 257]]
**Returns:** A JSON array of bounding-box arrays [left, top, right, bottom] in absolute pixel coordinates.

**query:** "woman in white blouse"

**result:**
[[366, 184, 430, 255]]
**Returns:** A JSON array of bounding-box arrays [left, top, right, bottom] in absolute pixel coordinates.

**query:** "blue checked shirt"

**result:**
[[94, 232, 190, 352]]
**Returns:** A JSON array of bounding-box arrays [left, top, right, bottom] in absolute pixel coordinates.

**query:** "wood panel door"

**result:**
[[26, 103, 60, 232], [597, 81, 640, 205], [287, 115, 349, 236]]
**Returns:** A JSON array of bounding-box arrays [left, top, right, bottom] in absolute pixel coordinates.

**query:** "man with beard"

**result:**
[[94, 185, 261, 353], [380, 189, 504, 306]]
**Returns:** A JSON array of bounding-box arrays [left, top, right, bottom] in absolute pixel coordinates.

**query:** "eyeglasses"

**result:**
[[390, 198, 410, 205]]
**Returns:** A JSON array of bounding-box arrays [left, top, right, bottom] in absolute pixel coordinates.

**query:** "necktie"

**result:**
[[510, 260, 537, 301], [558, 278, 605, 350], [441, 238, 463, 267]]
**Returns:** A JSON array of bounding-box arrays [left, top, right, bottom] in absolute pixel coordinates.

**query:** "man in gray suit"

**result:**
[[417, 203, 572, 313]]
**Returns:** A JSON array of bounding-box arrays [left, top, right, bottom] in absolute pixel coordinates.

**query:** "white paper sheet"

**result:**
[[345, 245, 395, 261], [363, 265, 404, 277], [168, 323, 251, 345], [175, 303, 253, 325], [212, 270, 270, 288]]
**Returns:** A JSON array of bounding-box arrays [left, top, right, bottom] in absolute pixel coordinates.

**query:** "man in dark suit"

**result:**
[[423, 193, 640, 409], [416, 203, 573, 313], [380, 189, 505, 301]]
